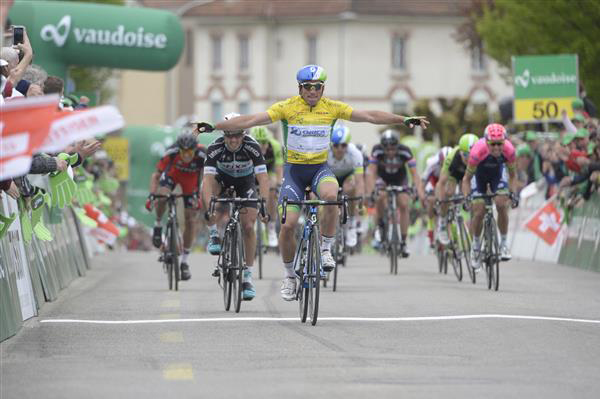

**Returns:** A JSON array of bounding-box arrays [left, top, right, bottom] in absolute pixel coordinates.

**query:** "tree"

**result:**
[[461, 0, 600, 106]]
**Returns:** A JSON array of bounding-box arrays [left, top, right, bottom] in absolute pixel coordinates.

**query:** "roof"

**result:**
[[141, 0, 471, 18]]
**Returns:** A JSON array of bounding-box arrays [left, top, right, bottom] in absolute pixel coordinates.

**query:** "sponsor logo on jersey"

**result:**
[[289, 126, 329, 137]]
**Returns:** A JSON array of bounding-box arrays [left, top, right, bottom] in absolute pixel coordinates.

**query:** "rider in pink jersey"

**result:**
[[461, 123, 519, 270]]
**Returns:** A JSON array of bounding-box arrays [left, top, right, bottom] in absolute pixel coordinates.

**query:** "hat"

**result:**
[[572, 114, 585, 123], [572, 98, 584, 110], [575, 128, 590, 139], [524, 131, 538, 142], [562, 133, 575, 146], [0, 59, 7, 67], [516, 143, 532, 157]]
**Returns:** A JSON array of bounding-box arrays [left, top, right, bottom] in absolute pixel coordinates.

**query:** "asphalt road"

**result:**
[[2, 248, 600, 398]]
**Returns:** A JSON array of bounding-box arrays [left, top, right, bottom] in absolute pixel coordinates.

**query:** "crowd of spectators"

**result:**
[[0, 21, 137, 249], [513, 97, 599, 204]]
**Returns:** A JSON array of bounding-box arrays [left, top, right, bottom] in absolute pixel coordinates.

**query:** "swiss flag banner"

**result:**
[[524, 200, 563, 245], [0, 95, 59, 180]]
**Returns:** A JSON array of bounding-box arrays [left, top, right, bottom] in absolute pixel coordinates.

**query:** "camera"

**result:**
[[12, 25, 24, 45]]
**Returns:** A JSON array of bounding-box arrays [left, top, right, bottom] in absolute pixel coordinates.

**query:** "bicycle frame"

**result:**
[[281, 191, 348, 326], [154, 193, 187, 291], [377, 185, 412, 274]]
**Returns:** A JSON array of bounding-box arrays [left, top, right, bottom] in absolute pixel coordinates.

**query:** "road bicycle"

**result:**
[[153, 193, 187, 291], [377, 185, 413, 275], [281, 189, 348, 326], [329, 191, 362, 292], [471, 191, 500, 291], [210, 193, 266, 313], [437, 195, 474, 283]]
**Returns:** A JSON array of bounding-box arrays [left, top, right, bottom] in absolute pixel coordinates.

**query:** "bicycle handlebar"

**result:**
[[209, 196, 267, 219], [281, 196, 348, 226]]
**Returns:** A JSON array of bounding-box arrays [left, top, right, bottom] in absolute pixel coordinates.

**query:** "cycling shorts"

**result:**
[[471, 164, 509, 197], [159, 174, 199, 209], [216, 174, 258, 209], [336, 171, 355, 187], [279, 163, 337, 211]]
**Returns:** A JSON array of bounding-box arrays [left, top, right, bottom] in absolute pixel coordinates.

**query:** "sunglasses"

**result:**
[[461, 151, 470, 159], [224, 132, 244, 138], [333, 143, 348, 149], [300, 82, 324, 91], [487, 141, 504, 147]]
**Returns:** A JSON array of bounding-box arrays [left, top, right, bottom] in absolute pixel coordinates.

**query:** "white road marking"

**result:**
[[40, 314, 600, 325]]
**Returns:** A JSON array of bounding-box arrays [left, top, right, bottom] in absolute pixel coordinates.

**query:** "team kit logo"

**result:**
[[40, 15, 168, 49]]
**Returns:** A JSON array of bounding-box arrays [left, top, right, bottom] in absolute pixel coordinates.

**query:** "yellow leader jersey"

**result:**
[[267, 96, 353, 164]]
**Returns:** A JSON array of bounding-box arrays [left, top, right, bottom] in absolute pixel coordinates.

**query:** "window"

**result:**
[[238, 101, 250, 115], [185, 29, 194, 66], [239, 36, 249, 70], [211, 35, 222, 70], [211, 101, 223, 123], [307, 36, 317, 65], [391, 35, 406, 70], [471, 42, 486, 72]]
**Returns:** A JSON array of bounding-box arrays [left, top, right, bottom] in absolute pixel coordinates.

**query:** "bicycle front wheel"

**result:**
[[450, 245, 463, 281], [221, 231, 232, 311], [308, 227, 321, 326], [459, 219, 475, 284], [232, 225, 244, 313], [169, 220, 180, 291], [297, 238, 309, 323], [256, 219, 263, 280], [490, 217, 500, 291], [164, 223, 173, 290]]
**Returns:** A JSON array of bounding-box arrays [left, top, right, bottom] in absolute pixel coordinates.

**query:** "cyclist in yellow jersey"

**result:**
[[196, 65, 428, 301]]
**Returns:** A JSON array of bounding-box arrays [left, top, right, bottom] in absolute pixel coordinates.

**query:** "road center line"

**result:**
[[39, 314, 600, 325]]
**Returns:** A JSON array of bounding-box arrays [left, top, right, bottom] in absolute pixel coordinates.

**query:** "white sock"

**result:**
[[208, 224, 217, 234], [268, 222, 276, 233], [245, 266, 254, 279], [501, 235, 508, 246], [181, 248, 190, 263], [321, 235, 335, 252], [284, 261, 295, 278], [154, 220, 162, 227], [473, 236, 481, 251]]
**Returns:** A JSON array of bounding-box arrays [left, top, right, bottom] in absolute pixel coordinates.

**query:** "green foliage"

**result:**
[[475, 0, 600, 106], [63, 0, 125, 103], [413, 98, 495, 145]]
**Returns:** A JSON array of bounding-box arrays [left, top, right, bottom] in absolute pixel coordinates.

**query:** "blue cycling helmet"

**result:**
[[331, 124, 351, 145], [296, 65, 327, 83]]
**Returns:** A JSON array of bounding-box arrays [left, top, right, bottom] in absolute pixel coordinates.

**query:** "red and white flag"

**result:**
[[84, 204, 119, 245], [1, 95, 124, 180], [524, 200, 563, 245], [0, 95, 59, 180], [39, 105, 124, 153]]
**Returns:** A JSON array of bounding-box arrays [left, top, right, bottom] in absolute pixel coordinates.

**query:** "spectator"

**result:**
[[43, 75, 64, 95], [0, 28, 33, 102], [574, 128, 590, 152], [515, 143, 534, 192]]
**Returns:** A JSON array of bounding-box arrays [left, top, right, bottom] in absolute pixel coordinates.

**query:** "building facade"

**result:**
[[126, 0, 512, 147]]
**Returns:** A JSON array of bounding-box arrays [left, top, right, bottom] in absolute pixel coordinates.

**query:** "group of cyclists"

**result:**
[[146, 63, 520, 304]]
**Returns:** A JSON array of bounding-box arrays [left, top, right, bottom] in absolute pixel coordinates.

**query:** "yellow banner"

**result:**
[[514, 97, 576, 122], [103, 137, 129, 181]]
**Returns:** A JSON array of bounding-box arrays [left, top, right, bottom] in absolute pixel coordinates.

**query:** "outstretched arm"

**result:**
[[349, 110, 429, 129], [215, 112, 272, 132]]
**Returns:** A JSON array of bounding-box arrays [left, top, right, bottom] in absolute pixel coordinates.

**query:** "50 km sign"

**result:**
[[512, 54, 578, 123]]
